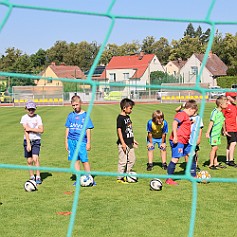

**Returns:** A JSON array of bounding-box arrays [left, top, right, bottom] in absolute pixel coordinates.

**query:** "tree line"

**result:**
[[1, 23, 237, 91]]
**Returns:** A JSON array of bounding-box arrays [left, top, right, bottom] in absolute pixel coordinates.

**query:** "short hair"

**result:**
[[71, 95, 81, 103], [184, 99, 198, 110], [120, 98, 135, 109], [216, 95, 227, 106], [152, 110, 164, 122]]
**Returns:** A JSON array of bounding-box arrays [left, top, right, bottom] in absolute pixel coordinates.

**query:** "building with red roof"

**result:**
[[98, 52, 164, 93], [37, 62, 86, 87]]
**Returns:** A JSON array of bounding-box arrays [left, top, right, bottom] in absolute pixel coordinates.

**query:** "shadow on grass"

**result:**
[[41, 172, 52, 181]]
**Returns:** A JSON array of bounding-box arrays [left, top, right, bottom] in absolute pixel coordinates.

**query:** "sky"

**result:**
[[0, 0, 237, 55]]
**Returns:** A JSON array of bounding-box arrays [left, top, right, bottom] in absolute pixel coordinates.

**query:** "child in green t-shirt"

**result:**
[[206, 96, 228, 169]]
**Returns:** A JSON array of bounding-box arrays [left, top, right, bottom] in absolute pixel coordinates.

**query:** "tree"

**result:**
[[141, 36, 156, 54], [99, 43, 120, 65], [184, 23, 196, 38], [118, 41, 140, 55], [46, 40, 69, 64]]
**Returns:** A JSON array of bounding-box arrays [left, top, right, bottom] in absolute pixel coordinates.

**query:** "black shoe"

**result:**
[[228, 161, 237, 167], [162, 162, 168, 170], [215, 163, 227, 169], [196, 166, 201, 172], [147, 163, 153, 171], [209, 165, 218, 170]]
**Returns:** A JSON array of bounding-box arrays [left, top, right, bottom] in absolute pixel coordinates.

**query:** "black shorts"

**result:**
[[23, 139, 41, 158], [226, 132, 237, 144]]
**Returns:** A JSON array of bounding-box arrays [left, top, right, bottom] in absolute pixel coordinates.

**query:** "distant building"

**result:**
[[180, 52, 228, 86], [98, 52, 164, 93], [37, 62, 86, 87], [165, 58, 186, 77]]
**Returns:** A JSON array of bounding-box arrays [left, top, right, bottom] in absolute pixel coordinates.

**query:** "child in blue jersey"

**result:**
[[146, 110, 168, 171], [65, 95, 94, 185]]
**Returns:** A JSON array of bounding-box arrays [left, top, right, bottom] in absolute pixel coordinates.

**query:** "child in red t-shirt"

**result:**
[[166, 100, 198, 185], [222, 92, 237, 167]]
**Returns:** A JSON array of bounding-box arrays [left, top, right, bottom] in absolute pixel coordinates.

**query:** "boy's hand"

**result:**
[[173, 136, 178, 144], [26, 142, 31, 152], [133, 140, 139, 148], [205, 132, 210, 138], [86, 143, 91, 151], [223, 131, 231, 137], [160, 143, 166, 150]]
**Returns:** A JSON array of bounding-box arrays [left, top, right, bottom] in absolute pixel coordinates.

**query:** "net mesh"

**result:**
[[0, 1, 237, 237]]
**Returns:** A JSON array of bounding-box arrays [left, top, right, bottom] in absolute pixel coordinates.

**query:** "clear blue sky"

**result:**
[[0, 0, 237, 55]]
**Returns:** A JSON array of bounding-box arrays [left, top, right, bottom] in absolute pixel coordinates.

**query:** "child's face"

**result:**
[[71, 100, 81, 113], [187, 108, 197, 117], [154, 117, 164, 125], [220, 99, 228, 109], [27, 108, 36, 117], [124, 106, 133, 115]]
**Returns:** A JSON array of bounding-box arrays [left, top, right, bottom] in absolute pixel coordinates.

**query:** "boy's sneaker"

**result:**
[[36, 178, 42, 185], [30, 176, 35, 181], [165, 178, 178, 186], [116, 178, 128, 184], [228, 161, 237, 167], [147, 163, 153, 171], [162, 162, 168, 170], [215, 163, 227, 169], [209, 165, 218, 170], [196, 165, 201, 172], [73, 181, 77, 186]]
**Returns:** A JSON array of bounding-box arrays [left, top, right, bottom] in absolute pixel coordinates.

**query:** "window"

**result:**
[[109, 73, 116, 82], [190, 66, 198, 75], [123, 73, 129, 80]]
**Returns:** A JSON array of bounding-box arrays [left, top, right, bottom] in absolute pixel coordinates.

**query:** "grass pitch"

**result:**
[[0, 103, 237, 237]]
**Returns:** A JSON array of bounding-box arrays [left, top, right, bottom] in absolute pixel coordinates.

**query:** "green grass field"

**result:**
[[0, 103, 237, 237]]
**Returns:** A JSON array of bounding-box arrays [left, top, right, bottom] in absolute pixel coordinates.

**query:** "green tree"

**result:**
[[141, 36, 156, 54], [99, 43, 120, 65], [184, 23, 196, 38]]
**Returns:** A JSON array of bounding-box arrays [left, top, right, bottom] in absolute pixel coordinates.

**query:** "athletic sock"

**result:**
[[167, 161, 176, 175]]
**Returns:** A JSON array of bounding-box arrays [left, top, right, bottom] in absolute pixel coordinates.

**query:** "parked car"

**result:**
[[209, 86, 225, 98]]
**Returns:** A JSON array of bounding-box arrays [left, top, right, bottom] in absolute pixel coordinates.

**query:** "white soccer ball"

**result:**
[[126, 171, 138, 183], [196, 170, 211, 183], [80, 175, 94, 187], [150, 178, 163, 191], [24, 180, 37, 192]]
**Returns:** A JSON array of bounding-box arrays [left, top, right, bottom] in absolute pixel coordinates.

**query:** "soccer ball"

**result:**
[[126, 171, 138, 183], [24, 180, 37, 192], [150, 178, 163, 191], [196, 170, 211, 183], [80, 175, 94, 187]]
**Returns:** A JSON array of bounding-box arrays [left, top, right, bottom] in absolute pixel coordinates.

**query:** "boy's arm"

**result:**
[[22, 124, 31, 152], [205, 121, 213, 138], [25, 125, 44, 134], [160, 133, 167, 150], [147, 132, 153, 148], [197, 128, 203, 145], [172, 120, 179, 144], [117, 128, 127, 152], [86, 129, 91, 151], [65, 128, 69, 151]]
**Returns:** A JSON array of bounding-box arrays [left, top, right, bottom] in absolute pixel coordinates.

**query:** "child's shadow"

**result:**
[[203, 155, 226, 167], [153, 162, 163, 169], [41, 172, 52, 181]]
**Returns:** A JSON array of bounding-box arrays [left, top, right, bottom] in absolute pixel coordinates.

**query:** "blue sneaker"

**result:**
[[92, 181, 97, 186], [36, 178, 42, 185], [73, 181, 77, 186]]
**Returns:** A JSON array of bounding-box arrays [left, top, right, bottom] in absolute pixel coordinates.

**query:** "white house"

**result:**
[[180, 52, 228, 86], [98, 52, 164, 93]]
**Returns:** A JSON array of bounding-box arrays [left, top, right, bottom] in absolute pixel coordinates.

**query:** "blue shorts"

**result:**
[[68, 139, 88, 163], [23, 139, 41, 158], [147, 137, 166, 150], [170, 141, 191, 158]]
